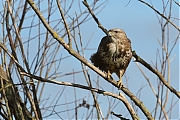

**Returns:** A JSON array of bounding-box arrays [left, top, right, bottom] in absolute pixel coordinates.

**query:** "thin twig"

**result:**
[[56, 0, 72, 48], [138, 0, 180, 32], [78, 12, 104, 119], [134, 60, 168, 119], [119, 92, 139, 120], [173, 0, 180, 7], [6, 1, 42, 119], [82, 0, 109, 35], [111, 111, 129, 120], [21, 71, 138, 120], [132, 51, 180, 98]]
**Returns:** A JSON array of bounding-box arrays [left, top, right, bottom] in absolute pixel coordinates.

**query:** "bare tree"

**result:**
[[0, 0, 179, 119]]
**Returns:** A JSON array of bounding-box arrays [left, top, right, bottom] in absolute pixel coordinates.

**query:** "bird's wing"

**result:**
[[97, 36, 112, 53]]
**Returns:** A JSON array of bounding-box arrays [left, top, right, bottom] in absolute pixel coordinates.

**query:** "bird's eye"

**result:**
[[115, 31, 118, 33]]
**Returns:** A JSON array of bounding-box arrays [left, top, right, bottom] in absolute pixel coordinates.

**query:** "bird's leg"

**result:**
[[107, 70, 112, 79], [117, 76, 122, 88], [117, 71, 123, 89]]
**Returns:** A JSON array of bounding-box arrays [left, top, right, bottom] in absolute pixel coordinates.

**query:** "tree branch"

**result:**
[[82, 0, 109, 35], [20, 71, 139, 120], [138, 0, 180, 32], [56, 0, 72, 48], [132, 51, 180, 98]]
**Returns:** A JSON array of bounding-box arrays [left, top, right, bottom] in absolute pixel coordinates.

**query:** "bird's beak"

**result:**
[[108, 31, 112, 37]]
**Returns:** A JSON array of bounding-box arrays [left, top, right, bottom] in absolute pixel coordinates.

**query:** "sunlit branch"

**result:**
[[21, 71, 139, 120]]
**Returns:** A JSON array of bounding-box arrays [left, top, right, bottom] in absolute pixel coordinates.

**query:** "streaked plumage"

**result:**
[[90, 28, 132, 87]]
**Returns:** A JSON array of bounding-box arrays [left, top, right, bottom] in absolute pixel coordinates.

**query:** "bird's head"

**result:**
[[108, 28, 127, 42]]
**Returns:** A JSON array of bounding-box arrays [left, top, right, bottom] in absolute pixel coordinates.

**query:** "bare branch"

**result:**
[[21, 71, 139, 120], [132, 51, 180, 98], [134, 60, 168, 119], [118, 93, 139, 120], [82, 0, 109, 35], [56, 0, 72, 48], [173, 0, 180, 7], [138, 0, 180, 32]]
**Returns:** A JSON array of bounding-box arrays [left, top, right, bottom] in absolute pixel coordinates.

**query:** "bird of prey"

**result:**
[[90, 28, 132, 88]]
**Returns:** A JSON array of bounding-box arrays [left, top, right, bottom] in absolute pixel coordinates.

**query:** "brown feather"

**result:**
[[90, 28, 132, 78]]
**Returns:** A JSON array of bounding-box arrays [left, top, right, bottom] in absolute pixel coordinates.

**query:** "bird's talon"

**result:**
[[107, 70, 112, 79], [118, 83, 123, 90], [117, 77, 123, 89]]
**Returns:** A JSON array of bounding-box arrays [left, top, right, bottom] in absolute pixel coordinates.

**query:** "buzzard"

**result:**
[[90, 28, 132, 88]]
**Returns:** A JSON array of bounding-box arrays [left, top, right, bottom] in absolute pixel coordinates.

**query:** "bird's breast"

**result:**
[[107, 43, 116, 54]]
